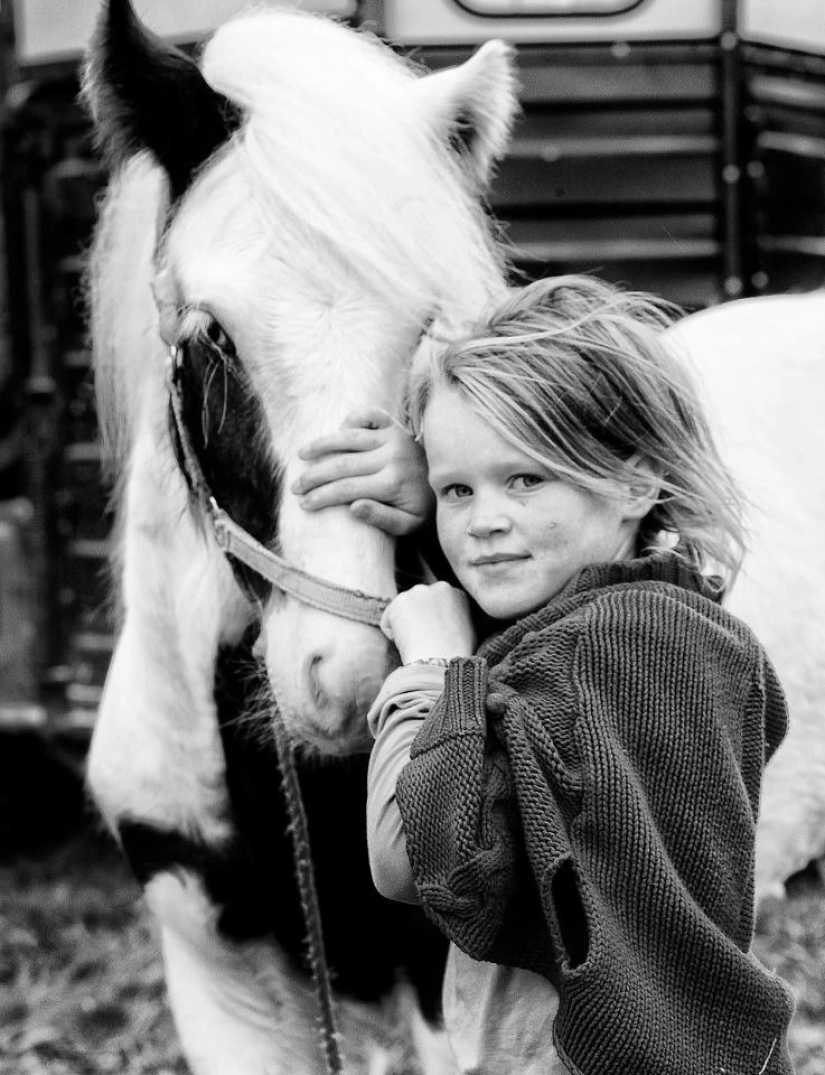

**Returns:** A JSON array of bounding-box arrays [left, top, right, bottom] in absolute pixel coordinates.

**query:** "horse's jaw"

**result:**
[[256, 499, 398, 756]]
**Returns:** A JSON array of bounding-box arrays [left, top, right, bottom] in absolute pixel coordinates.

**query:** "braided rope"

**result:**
[[271, 708, 346, 1075]]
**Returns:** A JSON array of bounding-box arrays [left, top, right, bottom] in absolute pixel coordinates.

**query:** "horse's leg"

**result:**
[[90, 619, 331, 1074], [147, 872, 328, 1075], [153, 871, 457, 1075]]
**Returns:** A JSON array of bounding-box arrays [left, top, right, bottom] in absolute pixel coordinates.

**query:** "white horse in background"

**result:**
[[83, 0, 822, 1071], [667, 293, 825, 899]]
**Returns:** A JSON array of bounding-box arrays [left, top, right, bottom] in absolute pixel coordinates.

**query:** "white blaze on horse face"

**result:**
[[256, 305, 410, 753], [154, 10, 519, 751], [165, 193, 413, 753], [257, 296, 415, 753]]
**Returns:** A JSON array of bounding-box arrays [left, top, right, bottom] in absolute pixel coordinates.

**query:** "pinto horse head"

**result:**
[[84, 0, 518, 754]]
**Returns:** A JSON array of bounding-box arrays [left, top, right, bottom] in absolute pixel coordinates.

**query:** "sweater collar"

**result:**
[[478, 546, 724, 663], [559, 544, 722, 602]]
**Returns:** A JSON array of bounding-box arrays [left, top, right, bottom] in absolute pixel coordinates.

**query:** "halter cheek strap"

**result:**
[[166, 344, 391, 626], [211, 506, 390, 625]]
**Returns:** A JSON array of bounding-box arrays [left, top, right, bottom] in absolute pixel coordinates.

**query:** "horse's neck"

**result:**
[[91, 156, 168, 469], [96, 155, 251, 672], [86, 424, 252, 834]]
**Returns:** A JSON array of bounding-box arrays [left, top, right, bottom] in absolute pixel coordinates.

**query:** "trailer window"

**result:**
[[452, 0, 647, 16]]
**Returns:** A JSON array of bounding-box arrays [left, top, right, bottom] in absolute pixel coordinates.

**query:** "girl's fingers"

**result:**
[[298, 426, 384, 461], [296, 475, 385, 509], [379, 603, 395, 642], [292, 452, 385, 495], [349, 499, 422, 536], [377, 583, 476, 663]]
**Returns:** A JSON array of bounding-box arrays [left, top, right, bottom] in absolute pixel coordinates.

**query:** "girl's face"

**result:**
[[423, 384, 645, 621]]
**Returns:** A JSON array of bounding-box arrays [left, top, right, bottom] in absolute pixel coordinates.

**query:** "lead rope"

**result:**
[[271, 706, 346, 1075], [167, 343, 350, 1071]]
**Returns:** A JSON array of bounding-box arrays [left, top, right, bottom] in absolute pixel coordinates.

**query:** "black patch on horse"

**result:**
[[86, 0, 241, 199], [169, 321, 279, 601], [118, 632, 447, 1016]]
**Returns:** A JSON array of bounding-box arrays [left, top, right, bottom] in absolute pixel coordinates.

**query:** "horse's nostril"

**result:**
[[251, 632, 266, 663], [305, 646, 388, 723], [307, 653, 328, 710]]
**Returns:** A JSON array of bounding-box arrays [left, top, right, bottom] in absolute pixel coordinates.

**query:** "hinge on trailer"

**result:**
[[352, 0, 386, 37]]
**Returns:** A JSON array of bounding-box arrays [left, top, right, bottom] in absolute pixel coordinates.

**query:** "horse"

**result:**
[[83, 2, 823, 1072], [666, 292, 825, 899], [82, 2, 519, 1072]]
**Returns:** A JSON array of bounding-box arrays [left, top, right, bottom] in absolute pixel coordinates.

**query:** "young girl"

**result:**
[[295, 275, 795, 1074]]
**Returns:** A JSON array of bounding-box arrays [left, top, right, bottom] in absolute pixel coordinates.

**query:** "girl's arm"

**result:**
[[367, 582, 477, 902], [366, 664, 447, 903]]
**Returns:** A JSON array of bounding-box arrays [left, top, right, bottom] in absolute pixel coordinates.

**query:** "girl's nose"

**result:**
[[466, 494, 511, 538]]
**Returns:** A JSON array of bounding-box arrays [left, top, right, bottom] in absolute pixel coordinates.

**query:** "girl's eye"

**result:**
[[441, 483, 473, 501], [512, 474, 544, 491]]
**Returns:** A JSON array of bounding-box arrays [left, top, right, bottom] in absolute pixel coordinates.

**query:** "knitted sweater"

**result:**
[[395, 549, 795, 1075]]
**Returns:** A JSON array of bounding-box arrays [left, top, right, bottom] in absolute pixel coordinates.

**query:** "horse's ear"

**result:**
[[82, 0, 240, 198], [415, 40, 519, 189]]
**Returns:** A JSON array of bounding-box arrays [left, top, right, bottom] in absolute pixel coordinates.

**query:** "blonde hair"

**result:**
[[409, 275, 747, 586]]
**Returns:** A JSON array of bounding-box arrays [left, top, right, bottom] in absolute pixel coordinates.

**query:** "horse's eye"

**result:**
[[206, 318, 236, 358]]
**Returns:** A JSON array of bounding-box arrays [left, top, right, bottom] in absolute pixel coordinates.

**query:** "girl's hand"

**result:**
[[292, 409, 434, 536], [381, 582, 476, 665]]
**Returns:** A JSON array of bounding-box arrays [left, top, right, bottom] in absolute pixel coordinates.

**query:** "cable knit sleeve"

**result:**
[[395, 656, 563, 979], [547, 591, 795, 1075]]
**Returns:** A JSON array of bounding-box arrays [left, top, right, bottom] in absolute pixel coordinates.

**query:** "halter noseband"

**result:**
[[166, 342, 390, 626]]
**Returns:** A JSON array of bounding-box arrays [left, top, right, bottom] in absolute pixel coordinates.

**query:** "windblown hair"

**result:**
[[409, 275, 747, 585]]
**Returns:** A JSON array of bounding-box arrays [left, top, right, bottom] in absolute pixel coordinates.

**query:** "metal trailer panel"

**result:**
[[742, 0, 825, 57], [416, 39, 733, 309], [744, 45, 825, 293], [11, 0, 355, 66], [0, 499, 41, 729], [14, 0, 825, 61], [385, 0, 722, 45]]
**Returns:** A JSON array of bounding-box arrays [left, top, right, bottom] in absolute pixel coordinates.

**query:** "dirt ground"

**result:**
[[1, 818, 823, 1075]]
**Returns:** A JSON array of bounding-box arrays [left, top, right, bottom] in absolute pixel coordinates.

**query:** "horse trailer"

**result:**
[[0, 0, 823, 735]]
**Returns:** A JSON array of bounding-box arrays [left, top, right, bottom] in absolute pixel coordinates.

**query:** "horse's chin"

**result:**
[[281, 713, 375, 759]]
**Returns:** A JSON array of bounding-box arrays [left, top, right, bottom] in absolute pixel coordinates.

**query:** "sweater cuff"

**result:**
[[409, 656, 490, 755]]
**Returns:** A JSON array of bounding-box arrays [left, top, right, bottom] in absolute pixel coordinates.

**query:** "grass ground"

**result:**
[[1, 823, 823, 1075], [0, 828, 186, 1075], [754, 870, 825, 1072]]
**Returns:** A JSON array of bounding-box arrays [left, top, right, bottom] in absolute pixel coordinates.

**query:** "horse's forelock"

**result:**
[[198, 10, 507, 325]]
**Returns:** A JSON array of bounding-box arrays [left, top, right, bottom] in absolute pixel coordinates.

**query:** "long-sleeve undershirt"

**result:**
[[366, 663, 566, 1075], [366, 663, 446, 903]]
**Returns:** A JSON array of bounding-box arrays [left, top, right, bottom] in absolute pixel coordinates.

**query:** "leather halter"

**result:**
[[166, 342, 391, 626]]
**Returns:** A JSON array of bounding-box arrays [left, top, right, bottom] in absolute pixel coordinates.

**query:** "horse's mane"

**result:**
[[87, 152, 169, 483], [89, 8, 509, 476]]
